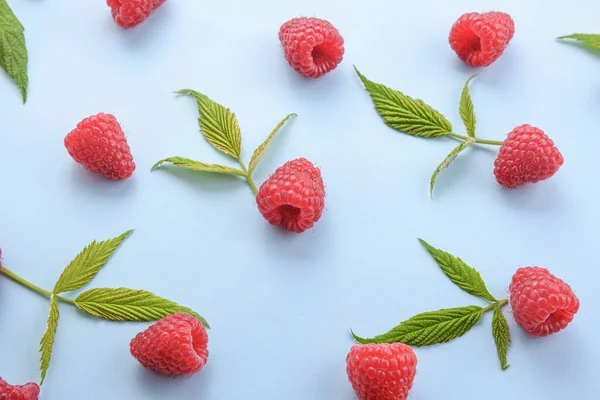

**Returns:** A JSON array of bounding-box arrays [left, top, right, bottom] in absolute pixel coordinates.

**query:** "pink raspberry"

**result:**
[[494, 124, 563, 188], [0, 377, 40, 400], [509, 267, 579, 337], [449, 11, 514, 67], [346, 343, 417, 400], [279, 17, 344, 78], [256, 158, 325, 233], [64, 113, 136, 181], [107, 0, 167, 28], [130, 313, 209, 376]]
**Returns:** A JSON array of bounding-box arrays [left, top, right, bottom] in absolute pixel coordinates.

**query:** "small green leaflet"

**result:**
[[0, 0, 28, 102], [53, 230, 134, 294], [151, 157, 246, 176], [247, 113, 296, 176], [75, 287, 209, 328], [459, 75, 477, 137], [492, 304, 511, 370], [176, 89, 242, 159], [429, 139, 474, 198], [352, 306, 484, 346], [419, 239, 497, 302], [354, 66, 453, 138], [558, 34, 600, 52], [39, 296, 59, 385]]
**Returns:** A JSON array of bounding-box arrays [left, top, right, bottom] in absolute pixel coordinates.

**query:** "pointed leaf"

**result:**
[[459, 75, 477, 137], [39, 296, 59, 385], [419, 239, 497, 302], [492, 304, 511, 370], [53, 230, 133, 294], [0, 0, 28, 102], [176, 89, 242, 159], [429, 139, 474, 197], [355, 66, 452, 138], [352, 306, 484, 346], [558, 34, 600, 52], [151, 157, 246, 177], [75, 287, 209, 328], [247, 113, 296, 176]]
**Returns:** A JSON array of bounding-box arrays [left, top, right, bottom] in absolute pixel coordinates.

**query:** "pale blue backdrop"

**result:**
[[1, 0, 599, 399]]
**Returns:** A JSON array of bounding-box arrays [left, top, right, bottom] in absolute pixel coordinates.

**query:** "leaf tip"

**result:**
[[502, 364, 510, 371]]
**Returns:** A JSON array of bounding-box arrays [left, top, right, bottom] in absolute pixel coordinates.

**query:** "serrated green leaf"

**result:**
[[0, 0, 28, 103], [354, 66, 452, 138], [247, 113, 296, 176], [419, 239, 497, 302], [75, 287, 209, 328], [176, 89, 242, 159], [352, 306, 483, 346], [492, 305, 511, 370], [53, 230, 134, 294], [459, 75, 477, 137], [429, 139, 474, 198], [39, 296, 59, 385], [151, 156, 246, 177], [557, 34, 600, 52]]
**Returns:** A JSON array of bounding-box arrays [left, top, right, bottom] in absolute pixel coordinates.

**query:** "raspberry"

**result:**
[[0, 377, 40, 400], [64, 113, 136, 181], [130, 313, 209, 375], [107, 0, 166, 28], [509, 267, 579, 337], [256, 158, 325, 233], [493, 124, 563, 188], [449, 11, 514, 67], [346, 343, 417, 400], [279, 17, 344, 78]]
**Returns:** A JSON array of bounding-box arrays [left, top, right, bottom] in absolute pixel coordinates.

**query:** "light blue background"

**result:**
[[1, 0, 599, 399]]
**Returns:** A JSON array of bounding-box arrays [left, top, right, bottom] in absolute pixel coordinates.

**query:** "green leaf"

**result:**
[[354, 66, 452, 138], [75, 287, 209, 328], [419, 239, 497, 302], [429, 139, 474, 198], [557, 34, 600, 52], [247, 113, 296, 176], [151, 157, 246, 177], [53, 230, 134, 294], [39, 296, 59, 385], [459, 75, 477, 137], [352, 306, 484, 346], [491, 304, 511, 370], [176, 89, 242, 159], [0, 0, 28, 102]]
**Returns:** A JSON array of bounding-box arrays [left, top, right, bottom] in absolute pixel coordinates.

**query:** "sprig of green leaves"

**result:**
[[0, 0, 28, 102]]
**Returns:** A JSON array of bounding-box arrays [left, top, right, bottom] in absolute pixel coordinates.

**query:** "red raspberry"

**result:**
[[449, 11, 514, 67], [0, 377, 40, 400], [346, 343, 417, 400], [256, 158, 325, 233], [493, 124, 563, 188], [107, 0, 166, 28], [64, 113, 136, 181], [130, 313, 209, 376], [279, 17, 344, 78], [509, 267, 579, 337]]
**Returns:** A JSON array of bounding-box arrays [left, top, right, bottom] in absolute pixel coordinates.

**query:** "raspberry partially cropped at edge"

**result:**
[[64, 113, 136, 181], [279, 17, 345, 78], [0, 377, 40, 400], [494, 124, 563, 188], [449, 11, 514, 67], [346, 343, 417, 400], [256, 158, 325, 233], [130, 313, 209, 376], [107, 0, 167, 28], [509, 267, 579, 337]]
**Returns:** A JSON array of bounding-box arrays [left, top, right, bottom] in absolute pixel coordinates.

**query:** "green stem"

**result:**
[[0, 267, 74, 305], [238, 160, 258, 195], [483, 299, 508, 312], [448, 133, 504, 146]]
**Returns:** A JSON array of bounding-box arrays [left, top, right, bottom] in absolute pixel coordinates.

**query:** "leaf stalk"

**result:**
[[0, 267, 75, 305]]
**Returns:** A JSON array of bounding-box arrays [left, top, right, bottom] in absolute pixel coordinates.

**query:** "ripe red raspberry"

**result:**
[[346, 343, 417, 400], [493, 124, 563, 188], [107, 0, 166, 28], [256, 158, 325, 233], [130, 313, 209, 375], [279, 17, 344, 78], [449, 11, 514, 67], [0, 377, 40, 400], [64, 113, 136, 181], [509, 267, 579, 337]]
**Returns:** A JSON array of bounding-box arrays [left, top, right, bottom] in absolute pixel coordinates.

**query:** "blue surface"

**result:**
[[1, 0, 599, 399]]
